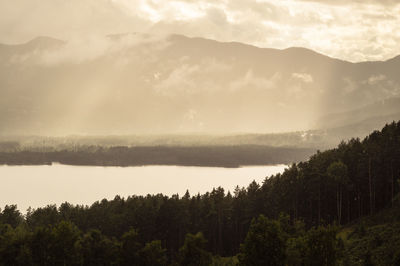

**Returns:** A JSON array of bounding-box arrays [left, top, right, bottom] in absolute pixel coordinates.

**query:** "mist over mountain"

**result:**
[[315, 97, 400, 129], [1, 33, 399, 136]]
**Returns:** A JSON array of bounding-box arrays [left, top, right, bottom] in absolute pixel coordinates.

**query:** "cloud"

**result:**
[[342, 78, 357, 95], [206, 8, 228, 26], [154, 64, 199, 96], [298, 0, 399, 6], [366, 74, 387, 85], [39, 37, 115, 65], [292, 73, 314, 83], [0, 0, 149, 43], [153, 58, 232, 96], [1, 0, 400, 62], [6, 33, 170, 66], [229, 71, 281, 92], [341, 75, 400, 102]]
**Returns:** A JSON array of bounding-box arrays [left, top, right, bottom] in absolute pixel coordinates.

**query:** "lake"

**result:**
[[0, 164, 287, 212]]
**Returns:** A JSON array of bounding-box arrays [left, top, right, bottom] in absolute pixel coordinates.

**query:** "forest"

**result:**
[[0, 145, 314, 167], [1, 121, 400, 265]]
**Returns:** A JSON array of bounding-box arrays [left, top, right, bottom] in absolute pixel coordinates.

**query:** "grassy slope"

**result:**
[[339, 199, 400, 265]]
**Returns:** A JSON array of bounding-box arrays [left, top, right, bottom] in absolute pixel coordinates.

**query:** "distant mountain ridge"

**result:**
[[0, 36, 64, 55], [3, 34, 400, 63], [0, 34, 399, 136]]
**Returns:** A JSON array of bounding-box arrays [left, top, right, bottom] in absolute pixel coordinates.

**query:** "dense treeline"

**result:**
[[1, 209, 346, 265], [0, 121, 400, 265], [0, 145, 314, 167]]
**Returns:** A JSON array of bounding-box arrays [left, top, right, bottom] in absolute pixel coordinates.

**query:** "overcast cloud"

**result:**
[[0, 0, 399, 62]]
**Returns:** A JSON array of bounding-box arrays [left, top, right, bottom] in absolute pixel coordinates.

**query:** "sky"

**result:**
[[1, 0, 399, 62]]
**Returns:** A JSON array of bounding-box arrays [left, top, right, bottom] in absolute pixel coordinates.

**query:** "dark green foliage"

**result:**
[[0, 205, 23, 228], [211, 256, 238, 266], [303, 226, 342, 266], [50, 221, 81, 265], [286, 236, 307, 266], [363, 251, 374, 266], [344, 221, 400, 265], [393, 250, 400, 266], [178, 232, 212, 266], [120, 228, 142, 265], [78, 229, 120, 266], [26, 205, 60, 228], [30, 227, 52, 265], [29, 222, 81, 265], [137, 240, 167, 266], [238, 215, 286, 266], [0, 224, 32, 266]]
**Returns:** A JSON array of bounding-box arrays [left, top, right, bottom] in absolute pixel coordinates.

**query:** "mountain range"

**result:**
[[1, 33, 399, 137]]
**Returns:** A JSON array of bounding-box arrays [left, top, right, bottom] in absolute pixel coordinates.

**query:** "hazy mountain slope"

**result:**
[[316, 97, 400, 129], [0, 34, 399, 135]]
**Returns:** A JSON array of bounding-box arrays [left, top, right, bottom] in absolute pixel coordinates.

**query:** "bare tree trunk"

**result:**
[[318, 185, 321, 226], [360, 194, 363, 217], [337, 186, 340, 225], [339, 189, 342, 225], [218, 208, 222, 254], [294, 200, 297, 221], [369, 157, 373, 214], [336, 186, 343, 225], [392, 160, 394, 206], [347, 196, 350, 224]]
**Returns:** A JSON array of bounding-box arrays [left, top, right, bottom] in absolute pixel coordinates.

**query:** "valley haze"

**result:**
[[1, 34, 399, 138]]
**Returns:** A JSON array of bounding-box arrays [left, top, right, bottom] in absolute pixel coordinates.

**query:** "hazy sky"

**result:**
[[1, 0, 399, 62]]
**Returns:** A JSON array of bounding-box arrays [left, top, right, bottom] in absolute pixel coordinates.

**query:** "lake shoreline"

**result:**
[[0, 161, 287, 169]]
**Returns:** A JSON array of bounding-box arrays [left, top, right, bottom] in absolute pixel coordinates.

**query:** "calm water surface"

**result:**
[[0, 164, 287, 212]]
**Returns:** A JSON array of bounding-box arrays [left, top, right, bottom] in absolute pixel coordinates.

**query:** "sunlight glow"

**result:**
[[1, 0, 400, 61]]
